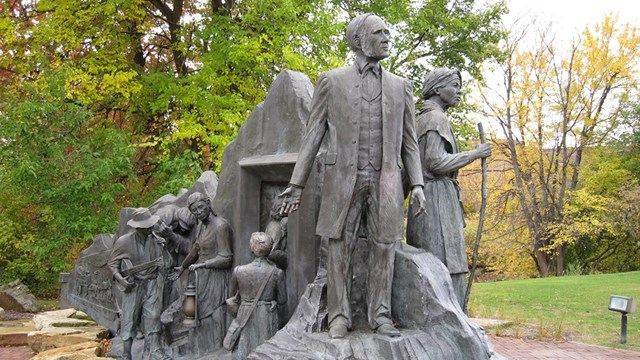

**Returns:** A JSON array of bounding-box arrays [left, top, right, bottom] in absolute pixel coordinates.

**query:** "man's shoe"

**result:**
[[150, 349, 172, 360], [376, 323, 400, 337], [329, 324, 348, 339]]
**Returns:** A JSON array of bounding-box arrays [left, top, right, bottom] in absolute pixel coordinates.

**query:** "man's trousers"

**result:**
[[327, 166, 395, 330]]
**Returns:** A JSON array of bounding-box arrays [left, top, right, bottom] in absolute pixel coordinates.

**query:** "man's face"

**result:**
[[359, 16, 390, 60], [189, 200, 210, 222], [438, 79, 461, 108], [139, 227, 153, 236]]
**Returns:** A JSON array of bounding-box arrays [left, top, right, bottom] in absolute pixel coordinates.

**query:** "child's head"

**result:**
[[250, 232, 273, 257]]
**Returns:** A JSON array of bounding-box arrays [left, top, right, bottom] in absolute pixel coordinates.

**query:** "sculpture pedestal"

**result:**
[[253, 328, 486, 359], [246, 244, 505, 360]]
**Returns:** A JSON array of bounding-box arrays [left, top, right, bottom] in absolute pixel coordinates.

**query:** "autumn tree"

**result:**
[[479, 15, 640, 277], [558, 95, 640, 274], [0, 0, 506, 295]]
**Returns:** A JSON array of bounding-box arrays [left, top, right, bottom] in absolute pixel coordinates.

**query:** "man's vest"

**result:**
[[358, 66, 383, 171]]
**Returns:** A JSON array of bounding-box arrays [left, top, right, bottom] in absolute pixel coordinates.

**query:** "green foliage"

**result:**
[[337, 0, 507, 82], [0, 68, 137, 296], [558, 97, 640, 274]]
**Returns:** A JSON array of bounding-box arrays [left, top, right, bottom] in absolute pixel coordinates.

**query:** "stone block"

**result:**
[[0, 279, 39, 312], [391, 243, 495, 359], [0, 320, 36, 346], [33, 309, 95, 330], [27, 325, 107, 353], [0, 306, 4, 320], [30, 341, 102, 360]]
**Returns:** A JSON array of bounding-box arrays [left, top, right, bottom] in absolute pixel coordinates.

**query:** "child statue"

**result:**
[[223, 232, 286, 358]]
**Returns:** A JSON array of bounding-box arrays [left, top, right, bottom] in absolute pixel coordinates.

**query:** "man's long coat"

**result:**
[[289, 64, 423, 241]]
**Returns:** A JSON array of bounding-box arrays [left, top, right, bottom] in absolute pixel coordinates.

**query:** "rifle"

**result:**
[[121, 257, 163, 278], [116, 257, 163, 292]]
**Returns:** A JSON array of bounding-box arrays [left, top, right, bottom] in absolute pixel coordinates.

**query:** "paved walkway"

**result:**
[[0, 346, 32, 360], [489, 335, 640, 359], [2, 337, 639, 359]]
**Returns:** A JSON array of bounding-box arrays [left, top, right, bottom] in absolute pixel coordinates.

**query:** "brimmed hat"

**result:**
[[127, 208, 160, 229]]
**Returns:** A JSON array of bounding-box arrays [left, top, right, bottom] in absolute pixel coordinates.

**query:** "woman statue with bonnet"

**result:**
[[407, 68, 491, 309], [170, 192, 232, 353]]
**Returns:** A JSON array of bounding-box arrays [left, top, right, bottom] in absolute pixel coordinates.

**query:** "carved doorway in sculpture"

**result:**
[[237, 153, 319, 323]]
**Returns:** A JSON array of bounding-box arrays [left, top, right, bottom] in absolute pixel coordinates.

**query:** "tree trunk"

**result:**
[[555, 244, 565, 276]]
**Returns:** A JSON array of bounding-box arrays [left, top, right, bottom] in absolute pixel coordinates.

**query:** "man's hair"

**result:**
[[346, 13, 375, 51], [187, 192, 209, 207], [250, 232, 274, 257], [187, 192, 217, 216]]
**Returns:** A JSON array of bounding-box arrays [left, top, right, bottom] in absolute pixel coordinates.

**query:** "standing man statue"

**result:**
[[280, 13, 426, 339], [108, 208, 172, 360], [406, 68, 491, 309]]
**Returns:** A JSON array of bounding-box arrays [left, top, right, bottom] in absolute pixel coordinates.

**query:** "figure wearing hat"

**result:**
[[109, 208, 172, 360]]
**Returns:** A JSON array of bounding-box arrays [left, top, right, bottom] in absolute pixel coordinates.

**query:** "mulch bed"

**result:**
[[2, 310, 34, 321]]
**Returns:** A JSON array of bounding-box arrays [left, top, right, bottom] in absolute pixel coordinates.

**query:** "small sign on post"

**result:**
[[608, 295, 636, 344]]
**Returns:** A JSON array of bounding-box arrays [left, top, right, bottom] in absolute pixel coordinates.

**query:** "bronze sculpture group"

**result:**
[[107, 12, 491, 359]]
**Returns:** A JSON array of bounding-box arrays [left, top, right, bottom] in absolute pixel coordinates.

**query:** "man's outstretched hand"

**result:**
[[279, 186, 303, 215]]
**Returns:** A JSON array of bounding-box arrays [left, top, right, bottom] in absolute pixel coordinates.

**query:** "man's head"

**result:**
[[176, 207, 197, 231], [347, 13, 390, 61], [250, 232, 274, 257], [188, 192, 212, 222], [127, 208, 160, 235]]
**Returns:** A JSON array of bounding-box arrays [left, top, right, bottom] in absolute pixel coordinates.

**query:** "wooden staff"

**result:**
[[463, 122, 488, 314]]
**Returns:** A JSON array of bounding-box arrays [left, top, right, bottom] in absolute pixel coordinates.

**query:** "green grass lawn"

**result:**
[[468, 271, 640, 352]]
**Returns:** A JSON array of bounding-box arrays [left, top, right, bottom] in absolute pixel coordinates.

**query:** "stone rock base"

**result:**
[[33, 309, 97, 330], [253, 328, 483, 360], [31, 341, 104, 360], [28, 326, 108, 353], [0, 320, 35, 346], [27, 309, 108, 355], [0, 279, 39, 313], [247, 244, 505, 360]]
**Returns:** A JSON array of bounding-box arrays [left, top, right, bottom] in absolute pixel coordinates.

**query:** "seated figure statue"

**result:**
[[224, 232, 286, 359]]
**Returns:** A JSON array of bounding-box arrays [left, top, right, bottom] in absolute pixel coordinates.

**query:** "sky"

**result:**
[[471, 0, 640, 142], [504, 0, 639, 40]]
